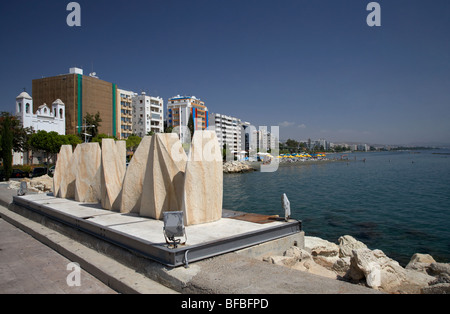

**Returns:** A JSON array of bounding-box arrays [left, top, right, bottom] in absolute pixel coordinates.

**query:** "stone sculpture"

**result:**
[[119, 135, 152, 214], [140, 133, 187, 220], [181, 130, 223, 225], [53, 131, 224, 226], [58, 144, 80, 199], [53, 145, 73, 198], [101, 139, 126, 210], [74, 142, 102, 203]]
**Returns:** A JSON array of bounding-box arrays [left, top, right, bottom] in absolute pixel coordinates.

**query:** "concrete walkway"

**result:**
[[0, 218, 117, 294], [0, 183, 380, 294], [0, 183, 177, 294]]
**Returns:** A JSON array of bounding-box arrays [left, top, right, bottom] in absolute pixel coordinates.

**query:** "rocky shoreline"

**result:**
[[263, 235, 450, 294], [223, 159, 344, 173], [223, 161, 257, 173]]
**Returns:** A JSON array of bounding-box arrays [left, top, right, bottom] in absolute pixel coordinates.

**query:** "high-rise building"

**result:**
[[249, 127, 278, 153], [318, 138, 330, 151], [132, 92, 164, 137], [166, 95, 208, 143], [117, 89, 135, 139], [208, 112, 242, 152], [240, 121, 251, 152], [32, 67, 119, 137]]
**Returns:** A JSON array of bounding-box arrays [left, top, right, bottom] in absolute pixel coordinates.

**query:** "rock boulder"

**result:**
[[304, 236, 340, 268]]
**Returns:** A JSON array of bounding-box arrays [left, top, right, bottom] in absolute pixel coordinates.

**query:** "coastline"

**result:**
[[223, 161, 257, 173], [223, 159, 346, 173]]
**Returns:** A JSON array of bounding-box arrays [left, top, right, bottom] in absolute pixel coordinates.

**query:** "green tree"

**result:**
[[0, 112, 14, 180], [0, 112, 35, 166], [18, 127, 35, 164], [83, 111, 102, 139], [29, 131, 68, 172], [146, 130, 155, 136], [285, 138, 300, 153], [222, 143, 233, 162], [12, 124, 34, 154], [126, 134, 141, 152], [333, 145, 342, 152], [187, 112, 194, 139], [65, 134, 82, 148], [164, 126, 173, 133], [92, 133, 115, 147]]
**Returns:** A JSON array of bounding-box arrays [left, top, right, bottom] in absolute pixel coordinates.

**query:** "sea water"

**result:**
[[223, 150, 450, 266]]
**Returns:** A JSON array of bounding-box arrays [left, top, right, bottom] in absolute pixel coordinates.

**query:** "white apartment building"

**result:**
[[166, 95, 209, 143], [357, 144, 370, 151], [240, 121, 251, 152], [248, 127, 278, 153], [132, 92, 164, 137], [208, 112, 242, 152]]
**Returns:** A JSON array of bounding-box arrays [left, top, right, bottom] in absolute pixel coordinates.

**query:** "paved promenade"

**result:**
[[0, 217, 117, 294], [0, 183, 177, 294]]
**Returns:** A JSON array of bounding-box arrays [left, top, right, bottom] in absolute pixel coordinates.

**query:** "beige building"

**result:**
[[32, 68, 119, 137]]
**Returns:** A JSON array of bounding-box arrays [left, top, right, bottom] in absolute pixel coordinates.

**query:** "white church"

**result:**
[[13, 91, 66, 165], [15, 91, 66, 135]]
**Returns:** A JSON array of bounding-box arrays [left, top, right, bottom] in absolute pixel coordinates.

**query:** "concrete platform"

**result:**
[[12, 193, 302, 267]]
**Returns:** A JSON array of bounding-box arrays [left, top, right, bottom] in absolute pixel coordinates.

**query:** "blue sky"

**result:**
[[0, 0, 449, 145]]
